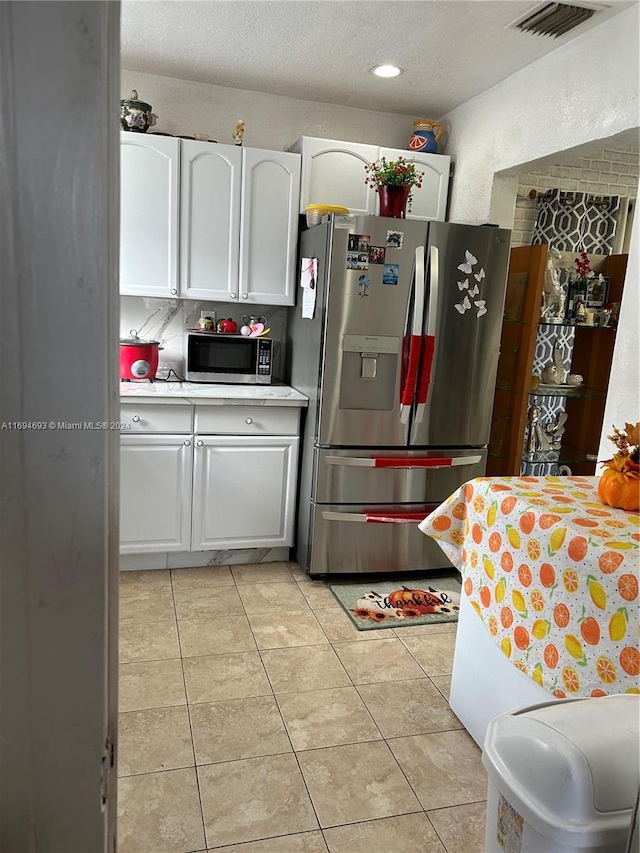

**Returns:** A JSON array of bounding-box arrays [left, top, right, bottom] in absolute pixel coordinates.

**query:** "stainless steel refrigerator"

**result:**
[[287, 215, 510, 576]]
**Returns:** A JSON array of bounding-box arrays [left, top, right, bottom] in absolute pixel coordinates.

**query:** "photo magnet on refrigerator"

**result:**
[[357, 275, 371, 297], [382, 264, 399, 286], [369, 246, 386, 264], [386, 230, 404, 249]]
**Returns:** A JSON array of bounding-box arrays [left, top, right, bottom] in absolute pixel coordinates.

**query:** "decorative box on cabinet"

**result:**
[[119, 402, 300, 555], [290, 135, 450, 221], [120, 133, 301, 305]]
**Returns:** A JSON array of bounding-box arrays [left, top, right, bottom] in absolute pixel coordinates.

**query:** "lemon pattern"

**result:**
[[419, 475, 640, 698]]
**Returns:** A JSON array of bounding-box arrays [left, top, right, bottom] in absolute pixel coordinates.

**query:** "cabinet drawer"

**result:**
[[195, 406, 299, 435], [121, 403, 193, 433]]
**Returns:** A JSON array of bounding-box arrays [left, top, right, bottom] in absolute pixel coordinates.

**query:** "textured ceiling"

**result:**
[[121, 0, 636, 116]]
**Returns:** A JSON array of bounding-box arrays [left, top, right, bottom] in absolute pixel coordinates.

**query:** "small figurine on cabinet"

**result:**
[[541, 337, 566, 385], [233, 120, 245, 146], [541, 246, 566, 322], [525, 406, 567, 460], [573, 295, 587, 324]]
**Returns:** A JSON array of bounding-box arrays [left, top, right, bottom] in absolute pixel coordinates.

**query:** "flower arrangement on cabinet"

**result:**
[[570, 249, 605, 293], [364, 156, 424, 205]]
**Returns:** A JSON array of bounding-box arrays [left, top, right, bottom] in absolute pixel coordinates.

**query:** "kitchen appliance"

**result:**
[[287, 215, 510, 576], [185, 330, 272, 384], [120, 330, 160, 380]]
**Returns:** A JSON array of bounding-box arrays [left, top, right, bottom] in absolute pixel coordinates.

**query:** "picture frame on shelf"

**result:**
[[585, 275, 609, 308], [566, 281, 586, 321]]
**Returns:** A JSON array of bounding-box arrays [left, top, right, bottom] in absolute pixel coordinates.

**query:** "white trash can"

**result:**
[[482, 694, 640, 853]]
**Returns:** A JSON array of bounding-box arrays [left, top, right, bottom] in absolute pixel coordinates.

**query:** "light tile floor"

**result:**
[[118, 562, 487, 853]]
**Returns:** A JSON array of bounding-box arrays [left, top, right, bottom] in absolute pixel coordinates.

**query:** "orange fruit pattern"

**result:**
[[539, 563, 556, 588], [517, 564, 532, 588], [618, 574, 638, 602], [599, 551, 624, 574], [418, 475, 640, 699], [620, 647, 640, 676]]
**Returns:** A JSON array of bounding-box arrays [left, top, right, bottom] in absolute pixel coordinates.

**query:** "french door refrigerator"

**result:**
[[287, 215, 510, 576]]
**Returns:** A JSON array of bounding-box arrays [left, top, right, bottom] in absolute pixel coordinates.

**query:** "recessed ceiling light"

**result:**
[[371, 64, 403, 78]]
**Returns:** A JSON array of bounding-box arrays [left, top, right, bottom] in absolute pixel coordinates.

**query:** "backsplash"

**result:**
[[120, 296, 288, 381]]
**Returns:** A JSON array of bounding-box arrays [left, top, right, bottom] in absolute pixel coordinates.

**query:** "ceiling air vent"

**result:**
[[508, 2, 603, 38]]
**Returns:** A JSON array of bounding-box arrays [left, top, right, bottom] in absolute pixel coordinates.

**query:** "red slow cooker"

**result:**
[[120, 330, 161, 380]]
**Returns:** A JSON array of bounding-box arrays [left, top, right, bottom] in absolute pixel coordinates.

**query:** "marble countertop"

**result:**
[[119, 381, 308, 407]]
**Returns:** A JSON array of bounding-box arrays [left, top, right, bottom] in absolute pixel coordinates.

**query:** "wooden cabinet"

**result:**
[[120, 134, 300, 305], [191, 435, 299, 550], [239, 148, 301, 305], [291, 136, 451, 221], [120, 134, 180, 297], [487, 245, 547, 475], [488, 247, 628, 477], [119, 401, 301, 554], [120, 434, 193, 553]]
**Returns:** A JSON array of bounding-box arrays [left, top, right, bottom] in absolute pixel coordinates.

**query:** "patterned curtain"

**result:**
[[532, 189, 621, 253]]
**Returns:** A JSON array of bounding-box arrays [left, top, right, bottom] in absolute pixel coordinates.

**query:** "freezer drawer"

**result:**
[[308, 502, 454, 576], [313, 447, 486, 504]]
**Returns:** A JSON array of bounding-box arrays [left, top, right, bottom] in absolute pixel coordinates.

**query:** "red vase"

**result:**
[[378, 185, 410, 218]]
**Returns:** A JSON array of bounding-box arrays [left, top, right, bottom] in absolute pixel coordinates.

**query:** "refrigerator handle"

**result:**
[[321, 510, 429, 524], [400, 246, 425, 424], [414, 244, 439, 426]]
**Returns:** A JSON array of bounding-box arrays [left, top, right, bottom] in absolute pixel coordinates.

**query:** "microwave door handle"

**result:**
[[399, 246, 425, 424], [414, 245, 439, 427]]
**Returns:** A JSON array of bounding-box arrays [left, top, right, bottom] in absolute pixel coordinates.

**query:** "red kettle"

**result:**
[[119, 330, 161, 380]]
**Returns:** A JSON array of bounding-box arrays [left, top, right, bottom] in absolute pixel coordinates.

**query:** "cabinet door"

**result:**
[[120, 435, 193, 553], [180, 141, 242, 302], [239, 149, 301, 306], [192, 435, 299, 550], [379, 148, 451, 221], [297, 137, 378, 214], [120, 133, 180, 297]]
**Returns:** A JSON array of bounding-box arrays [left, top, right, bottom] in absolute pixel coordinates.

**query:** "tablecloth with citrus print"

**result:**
[[419, 476, 640, 698]]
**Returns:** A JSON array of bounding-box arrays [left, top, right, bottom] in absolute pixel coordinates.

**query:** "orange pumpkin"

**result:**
[[388, 586, 440, 613], [598, 465, 640, 512]]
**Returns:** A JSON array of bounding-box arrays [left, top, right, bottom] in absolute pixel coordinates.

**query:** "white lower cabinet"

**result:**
[[119, 402, 301, 554], [120, 434, 193, 553], [191, 435, 299, 550]]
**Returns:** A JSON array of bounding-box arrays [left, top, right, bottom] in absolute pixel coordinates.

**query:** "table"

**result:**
[[420, 476, 640, 700]]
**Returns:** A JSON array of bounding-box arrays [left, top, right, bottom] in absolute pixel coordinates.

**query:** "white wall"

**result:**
[[598, 213, 639, 468], [440, 6, 639, 225], [439, 6, 639, 462], [121, 69, 415, 151]]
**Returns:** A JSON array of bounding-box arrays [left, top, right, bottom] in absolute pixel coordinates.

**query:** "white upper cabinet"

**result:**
[[239, 149, 301, 306], [292, 137, 378, 215], [120, 134, 301, 305], [180, 141, 242, 301], [291, 136, 451, 221], [120, 134, 180, 297], [379, 147, 451, 221]]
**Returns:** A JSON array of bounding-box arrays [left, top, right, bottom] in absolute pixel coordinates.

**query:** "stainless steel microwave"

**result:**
[[185, 332, 273, 384]]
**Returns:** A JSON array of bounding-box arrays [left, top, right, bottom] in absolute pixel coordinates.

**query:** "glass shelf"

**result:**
[[558, 445, 599, 465], [537, 320, 615, 330], [529, 386, 606, 399]]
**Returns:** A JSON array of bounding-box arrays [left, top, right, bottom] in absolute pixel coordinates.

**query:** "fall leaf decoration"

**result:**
[[599, 421, 640, 511]]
